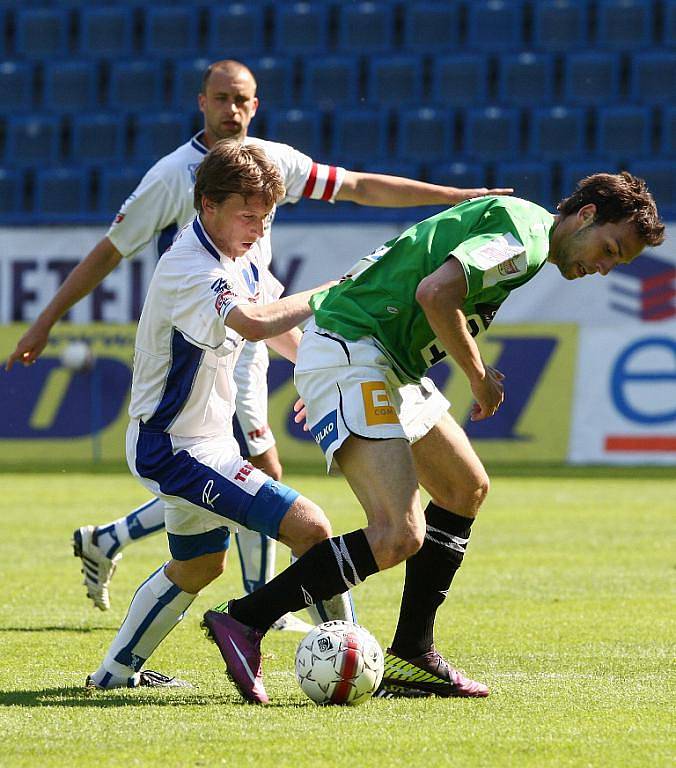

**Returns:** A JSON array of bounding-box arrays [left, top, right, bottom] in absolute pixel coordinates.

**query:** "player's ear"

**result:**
[[250, 96, 259, 118], [578, 203, 596, 226]]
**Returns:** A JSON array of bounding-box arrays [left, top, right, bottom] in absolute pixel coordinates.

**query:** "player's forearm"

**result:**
[[34, 238, 123, 328], [265, 327, 302, 363], [425, 302, 486, 384]]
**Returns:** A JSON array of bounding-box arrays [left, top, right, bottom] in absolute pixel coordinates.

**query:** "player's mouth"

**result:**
[[575, 263, 587, 278]]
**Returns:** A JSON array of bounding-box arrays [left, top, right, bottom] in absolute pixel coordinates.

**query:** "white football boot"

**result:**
[[73, 525, 121, 611], [270, 612, 314, 633]]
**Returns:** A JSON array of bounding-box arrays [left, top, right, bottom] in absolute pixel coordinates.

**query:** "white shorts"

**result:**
[[294, 321, 450, 470], [233, 340, 276, 457]]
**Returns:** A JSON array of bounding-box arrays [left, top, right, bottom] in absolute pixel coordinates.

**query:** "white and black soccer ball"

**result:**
[[295, 620, 384, 706]]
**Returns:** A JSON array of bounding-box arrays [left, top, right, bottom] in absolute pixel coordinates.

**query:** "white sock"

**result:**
[[96, 497, 166, 558], [88, 564, 195, 688], [235, 528, 277, 594]]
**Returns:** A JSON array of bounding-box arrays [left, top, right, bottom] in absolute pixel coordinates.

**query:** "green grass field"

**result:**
[[0, 471, 674, 768]]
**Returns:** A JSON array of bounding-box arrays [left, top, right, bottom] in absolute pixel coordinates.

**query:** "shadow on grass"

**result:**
[[0, 626, 112, 633]]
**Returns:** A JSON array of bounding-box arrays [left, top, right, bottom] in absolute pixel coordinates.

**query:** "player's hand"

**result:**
[[293, 397, 310, 432], [454, 187, 514, 204], [470, 366, 506, 422], [5, 324, 50, 371]]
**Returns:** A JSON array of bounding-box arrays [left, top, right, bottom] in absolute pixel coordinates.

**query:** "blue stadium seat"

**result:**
[[466, 0, 525, 52], [172, 57, 211, 110], [463, 107, 520, 161], [272, 3, 329, 55], [401, 1, 460, 51], [0, 169, 21, 215], [396, 107, 452, 164], [6, 115, 61, 167], [426, 161, 486, 190], [108, 61, 164, 112], [332, 108, 389, 163], [532, 0, 589, 52], [35, 168, 88, 218], [596, 0, 652, 51], [336, 2, 395, 54], [70, 113, 126, 165], [563, 52, 621, 106], [494, 162, 553, 209], [79, 6, 134, 59], [98, 166, 145, 217], [666, 0, 676, 45], [497, 53, 555, 107], [628, 160, 676, 211], [133, 112, 191, 163], [0, 62, 33, 113], [596, 106, 652, 160], [662, 107, 676, 157], [529, 107, 586, 159], [266, 108, 322, 158], [366, 55, 424, 107], [431, 55, 489, 108], [301, 56, 359, 109], [142, 6, 199, 58], [249, 57, 294, 107], [15, 8, 69, 60], [361, 160, 422, 180], [629, 52, 676, 106], [205, 4, 265, 57], [43, 61, 98, 113]]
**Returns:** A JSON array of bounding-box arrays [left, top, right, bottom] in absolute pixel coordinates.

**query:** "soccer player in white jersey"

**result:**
[[6, 59, 511, 620], [86, 141, 345, 690]]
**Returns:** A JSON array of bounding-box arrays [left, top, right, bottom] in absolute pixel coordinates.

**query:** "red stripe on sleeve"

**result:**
[[303, 163, 318, 198], [321, 165, 338, 201]]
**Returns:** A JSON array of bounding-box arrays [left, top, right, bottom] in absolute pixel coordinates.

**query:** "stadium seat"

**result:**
[[108, 60, 164, 112], [43, 61, 98, 113], [332, 108, 389, 163], [396, 107, 452, 164], [361, 159, 422, 180], [494, 162, 553, 209], [301, 56, 359, 109], [70, 113, 126, 165], [430, 55, 489, 108], [172, 57, 211, 110], [98, 166, 145, 217], [465, 0, 525, 52], [628, 160, 675, 211], [249, 57, 294, 107], [662, 107, 676, 157], [666, 0, 676, 45], [366, 55, 424, 107], [6, 115, 61, 167], [563, 52, 621, 106], [629, 52, 676, 106], [529, 107, 586, 159], [272, 3, 329, 55], [426, 161, 486, 190], [205, 4, 265, 57], [266, 108, 322, 158], [596, 0, 653, 51], [79, 6, 134, 59], [532, 0, 589, 52], [497, 53, 555, 107], [463, 107, 520, 161], [596, 106, 652, 160], [15, 8, 69, 60], [0, 62, 33, 113], [401, 1, 460, 51], [35, 168, 88, 218], [132, 112, 191, 162], [142, 6, 199, 58], [336, 2, 395, 54], [0, 169, 21, 215]]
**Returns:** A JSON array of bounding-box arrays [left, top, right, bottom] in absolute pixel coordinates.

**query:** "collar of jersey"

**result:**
[[190, 131, 209, 155], [193, 216, 225, 262]]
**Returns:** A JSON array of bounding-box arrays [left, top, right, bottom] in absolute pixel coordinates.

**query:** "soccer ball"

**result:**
[[295, 620, 384, 706]]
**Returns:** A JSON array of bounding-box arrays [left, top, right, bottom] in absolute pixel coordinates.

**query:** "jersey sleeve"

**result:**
[[172, 268, 248, 357], [449, 207, 529, 298], [106, 166, 182, 259]]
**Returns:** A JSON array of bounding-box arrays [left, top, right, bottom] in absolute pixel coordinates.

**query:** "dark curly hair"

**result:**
[[557, 171, 665, 247]]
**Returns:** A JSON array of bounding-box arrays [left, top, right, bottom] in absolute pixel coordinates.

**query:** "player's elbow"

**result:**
[[228, 309, 269, 342], [415, 276, 439, 309], [238, 317, 268, 342]]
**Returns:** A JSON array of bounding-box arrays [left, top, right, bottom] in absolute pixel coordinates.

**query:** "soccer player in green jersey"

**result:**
[[202, 172, 664, 704]]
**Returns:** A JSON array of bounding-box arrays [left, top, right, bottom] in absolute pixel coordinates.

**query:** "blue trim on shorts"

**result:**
[[167, 528, 231, 561], [247, 480, 299, 539]]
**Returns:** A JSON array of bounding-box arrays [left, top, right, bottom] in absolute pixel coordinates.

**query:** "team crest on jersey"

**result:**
[[211, 277, 232, 293], [215, 289, 235, 316]]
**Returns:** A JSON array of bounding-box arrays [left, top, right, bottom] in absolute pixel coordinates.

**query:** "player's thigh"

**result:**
[[411, 410, 489, 516]]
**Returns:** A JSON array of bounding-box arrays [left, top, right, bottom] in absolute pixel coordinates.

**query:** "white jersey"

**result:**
[[128, 216, 278, 440]]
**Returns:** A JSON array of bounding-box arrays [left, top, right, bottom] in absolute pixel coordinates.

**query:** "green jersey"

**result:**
[[310, 196, 555, 383]]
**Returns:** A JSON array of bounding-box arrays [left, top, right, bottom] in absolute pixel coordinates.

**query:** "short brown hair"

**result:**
[[193, 140, 285, 213], [558, 171, 665, 247], [201, 59, 256, 93]]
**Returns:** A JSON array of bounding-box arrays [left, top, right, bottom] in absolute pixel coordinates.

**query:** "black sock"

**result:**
[[390, 503, 474, 658], [229, 529, 379, 631]]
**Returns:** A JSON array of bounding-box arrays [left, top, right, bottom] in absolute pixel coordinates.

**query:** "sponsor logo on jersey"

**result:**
[[361, 382, 399, 426], [210, 277, 232, 294], [113, 212, 125, 224], [215, 289, 235, 316], [310, 410, 339, 452], [234, 462, 255, 483], [247, 425, 270, 440], [467, 232, 524, 270], [498, 257, 521, 276]]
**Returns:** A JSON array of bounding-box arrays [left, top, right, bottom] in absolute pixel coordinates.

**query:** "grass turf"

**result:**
[[0, 472, 673, 768]]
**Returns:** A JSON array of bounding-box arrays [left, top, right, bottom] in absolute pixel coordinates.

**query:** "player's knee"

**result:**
[[377, 515, 425, 568], [279, 496, 333, 556]]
